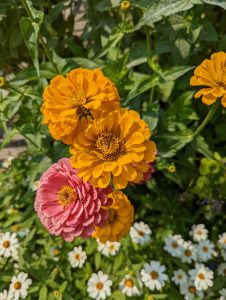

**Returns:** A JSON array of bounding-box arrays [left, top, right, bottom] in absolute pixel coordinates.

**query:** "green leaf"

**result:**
[[111, 290, 126, 300], [94, 252, 101, 269], [202, 0, 226, 9], [134, 0, 195, 30], [20, 17, 40, 77], [39, 286, 48, 300], [163, 66, 194, 81], [97, 31, 124, 59]]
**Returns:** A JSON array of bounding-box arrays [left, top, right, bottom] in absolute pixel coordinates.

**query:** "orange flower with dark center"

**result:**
[[70, 108, 156, 189], [41, 68, 120, 144], [190, 51, 226, 106], [92, 190, 134, 242]]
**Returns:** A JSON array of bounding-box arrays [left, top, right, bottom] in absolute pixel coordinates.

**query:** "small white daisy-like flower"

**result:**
[[172, 269, 187, 285], [140, 260, 168, 290], [180, 241, 197, 264], [189, 224, 208, 242], [97, 240, 121, 257], [0, 232, 19, 258], [221, 248, 226, 261], [8, 272, 32, 300], [189, 264, 214, 291], [164, 235, 184, 257], [87, 271, 112, 300], [2, 156, 14, 168], [196, 239, 215, 262], [219, 288, 226, 300], [217, 262, 226, 277], [0, 290, 11, 300], [119, 274, 143, 297], [180, 280, 203, 300], [68, 246, 87, 268], [31, 180, 40, 191], [130, 221, 151, 246], [219, 233, 226, 249]]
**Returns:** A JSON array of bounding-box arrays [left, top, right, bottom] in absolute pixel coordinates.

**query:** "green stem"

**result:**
[[21, 0, 60, 74], [8, 83, 27, 97], [192, 100, 220, 138]]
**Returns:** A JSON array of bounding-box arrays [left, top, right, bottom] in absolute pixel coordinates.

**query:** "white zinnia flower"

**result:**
[[2, 156, 14, 168], [172, 269, 187, 285], [0, 290, 11, 300], [97, 240, 121, 257], [180, 280, 203, 300], [119, 274, 142, 297], [130, 221, 151, 246], [87, 271, 112, 300], [8, 272, 32, 300], [180, 241, 197, 263], [196, 239, 215, 262], [189, 224, 208, 242], [164, 235, 184, 257], [140, 260, 168, 290], [0, 232, 19, 258], [189, 264, 214, 291], [68, 246, 87, 268], [219, 233, 226, 249], [219, 288, 226, 300], [221, 249, 226, 261], [217, 262, 226, 277]]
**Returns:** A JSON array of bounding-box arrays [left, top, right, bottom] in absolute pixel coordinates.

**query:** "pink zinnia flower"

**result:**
[[35, 158, 112, 242]]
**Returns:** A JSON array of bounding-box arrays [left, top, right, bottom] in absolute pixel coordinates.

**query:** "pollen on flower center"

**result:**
[[58, 185, 77, 207], [202, 246, 209, 252], [185, 250, 192, 257], [76, 106, 93, 119], [188, 286, 196, 294], [96, 132, 124, 161], [96, 282, 103, 290], [125, 279, 134, 288], [216, 70, 226, 88], [172, 242, 178, 248], [150, 271, 159, 280], [109, 245, 115, 251], [198, 273, 205, 280], [2, 240, 10, 248], [75, 254, 80, 260], [138, 231, 144, 237], [14, 281, 22, 290]]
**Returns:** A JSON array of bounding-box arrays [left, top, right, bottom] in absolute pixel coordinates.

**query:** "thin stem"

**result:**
[[20, 0, 60, 74], [192, 100, 220, 138], [8, 83, 27, 97]]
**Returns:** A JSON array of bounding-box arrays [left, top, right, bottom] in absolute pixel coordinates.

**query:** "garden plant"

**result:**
[[0, 0, 226, 299]]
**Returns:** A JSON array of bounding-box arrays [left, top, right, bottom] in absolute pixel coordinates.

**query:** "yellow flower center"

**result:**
[[121, 1, 131, 10], [202, 246, 209, 253], [96, 282, 103, 290], [74, 254, 80, 260], [188, 286, 196, 294], [185, 250, 192, 257], [125, 279, 134, 287], [58, 185, 77, 207], [216, 69, 226, 89], [2, 241, 10, 248], [178, 274, 183, 280], [108, 209, 116, 223], [138, 231, 144, 237], [0, 77, 6, 88], [150, 271, 159, 280], [14, 281, 22, 290], [76, 106, 93, 119], [223, 238, 226, 244], [196, 230, 203, 235], [198, 273, 205, 280], [109, 244, 115, 251], [96, 132, 124, 161], [172, 242, 178, 249], [53, 249, 60, 256]]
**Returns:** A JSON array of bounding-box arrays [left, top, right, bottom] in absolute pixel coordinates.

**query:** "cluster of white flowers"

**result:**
[[0, 232, 19, 261], [0, 272, 32, 300], [97, 239, 121, 257], [129, 221, 152, 246]]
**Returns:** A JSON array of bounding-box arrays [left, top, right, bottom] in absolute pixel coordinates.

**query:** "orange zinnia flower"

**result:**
[[190, 51, 226, 107], [92, 190, 134, 242], [41, 68, 120, 144], [70, 108, 157, 189]]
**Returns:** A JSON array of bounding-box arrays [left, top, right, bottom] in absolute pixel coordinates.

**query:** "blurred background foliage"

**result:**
[[0, 0, 226, 299]]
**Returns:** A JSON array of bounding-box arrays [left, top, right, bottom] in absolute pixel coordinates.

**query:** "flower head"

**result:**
[[87, 271, 112, 300], [218, 232, 226, 249], [180, 279, 203, 300], [2, 156, 14, 169], [68, 246, 87, 268], [97, 239, 121, 256], [121, 1, 131, 11], [217, 262, 226, 277], [189, 224, 208, 242], [35, 158, 112, 242], [172, 269, 187, 285], [189, 264, 214, 291], [8, 272, 32, 300], [0, 290, 10, 300], [0, 232, 19, 258], [180, 241, 197, 264], [130, 221, 152, 246], [92, 190, 134, 242], [70, 108, 156, 189], [119, 274, 143, 297], [41, 68, 120, 144], [164, 234, 184, 257], [190, 51, 226, 106], [196, 239, 215, 262], [140, 260, 168, 291]]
